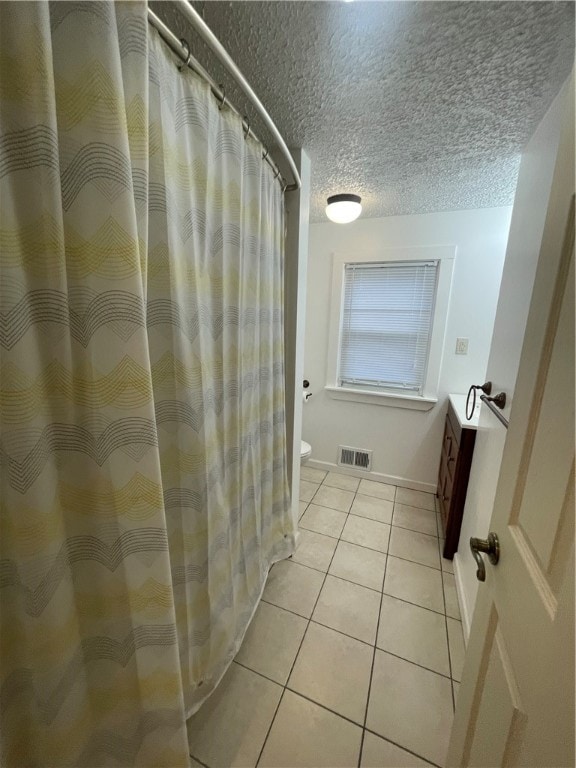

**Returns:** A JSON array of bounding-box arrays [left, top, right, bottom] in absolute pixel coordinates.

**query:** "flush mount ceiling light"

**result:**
[[326, 194, 362, 224]]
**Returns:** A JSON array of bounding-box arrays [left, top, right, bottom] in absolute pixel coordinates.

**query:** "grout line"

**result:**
[[362, 727, 442, 768], [300, 514, 439, 545], [370, 646, 453, 682], [377, 591, 447, 619], [220, 663, 444, 768], [381, 551, 442, 573], [189, 754, 210, 768], [284, 687, 365, 729], [391, 521, 440, 537], [256, 498, 345, 767], [390, 523, 440, 542], [254, 687, 286, 768], [256, 600, 454, 684], [323, 482, 361, 492], [258, 480, 452, 766], [303, 473, 436, 509], [262, 582, 449, 621], [232, 659, 285, 688], [286, 556, 386, 593], [359, 498, 392, 768], [386, 552, 443, 573], [194, 479, 449, 768], [258, 599, 375, 646]]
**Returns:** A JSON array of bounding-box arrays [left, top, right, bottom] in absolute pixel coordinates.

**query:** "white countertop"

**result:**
[[449, 393, 480, 430]]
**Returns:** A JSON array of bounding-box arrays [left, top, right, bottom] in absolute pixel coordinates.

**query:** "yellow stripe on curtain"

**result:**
[[0, 2, 295, 765]]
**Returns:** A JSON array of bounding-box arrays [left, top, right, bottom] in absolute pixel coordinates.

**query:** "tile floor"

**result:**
[[187, 469, 466, 768]]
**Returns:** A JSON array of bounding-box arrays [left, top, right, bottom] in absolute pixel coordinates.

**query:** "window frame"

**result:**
[[325, 245, 456, 410]]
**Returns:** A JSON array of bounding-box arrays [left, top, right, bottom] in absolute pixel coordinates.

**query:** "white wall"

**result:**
[[303, 207, 512, 490], [284, 149, 311, 530], [455, 77, 574, 636]]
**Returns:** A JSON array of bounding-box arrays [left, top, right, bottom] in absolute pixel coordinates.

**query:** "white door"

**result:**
[[446, 196, 575, 764]]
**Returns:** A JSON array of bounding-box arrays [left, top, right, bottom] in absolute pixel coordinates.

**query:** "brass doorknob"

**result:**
[[470, 532, 500, 582]]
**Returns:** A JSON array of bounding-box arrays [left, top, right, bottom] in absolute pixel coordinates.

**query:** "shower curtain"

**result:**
[[0, 2, 296, 765]]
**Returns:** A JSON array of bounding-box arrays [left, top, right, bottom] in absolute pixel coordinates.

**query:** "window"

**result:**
[[339, 261, 438, 394], [325, 245, 455, 410]]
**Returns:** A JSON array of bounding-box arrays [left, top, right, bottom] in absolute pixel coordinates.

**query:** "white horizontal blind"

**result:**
[[339, 260, 439, 393]]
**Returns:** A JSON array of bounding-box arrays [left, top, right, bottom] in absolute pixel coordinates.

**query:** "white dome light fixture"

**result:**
[[326, 193, 362, 224]]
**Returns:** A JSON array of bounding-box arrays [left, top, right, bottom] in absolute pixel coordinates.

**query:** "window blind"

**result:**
[[339, 260, 439, 393]]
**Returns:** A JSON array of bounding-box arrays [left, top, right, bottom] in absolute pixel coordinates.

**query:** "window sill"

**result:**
[[325, 385, 437, 411]]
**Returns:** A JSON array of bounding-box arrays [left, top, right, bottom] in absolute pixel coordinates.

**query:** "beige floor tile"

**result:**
[[288, 622, 373, 724], [329, 540, 387, 591], [292, 529, 338, 572], [360, 731, 432, 767], [367, 651, 453, 767], [259, 690, 362, 768], [235, 601, 307, 685], [313, 575, 380, 644], [393, 503, 438, 536], [323, 471, 361, 492], [301, 466, 327, 484], [442, 572, 461, 620], [395, 487, 436, 511], [377, 594, 450, 676], [341, 515, 390, 553], [447, 618, 465, 682], [187, 662, 282, 768], [389, 527, 441, 570], [384, 556, 444, 613], [300, 479, 320, 502], [300, 504, 347, 538], [312, 485, 355, 512], [351, 494, 393, 524], [299, 500, 308, 520], [262, 559, 324, 618], [358, 479, 396, 502]]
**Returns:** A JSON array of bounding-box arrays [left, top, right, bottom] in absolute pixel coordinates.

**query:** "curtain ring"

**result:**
[[178, 39, 191, 71], [274, 166, 282, 180], [243, 117, 251, 140], [262, 147, 269, 161], [218, 85, 227, 111]]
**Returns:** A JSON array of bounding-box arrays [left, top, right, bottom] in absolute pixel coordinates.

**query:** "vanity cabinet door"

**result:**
[[437, 402, 476, 559], [437, 423, 452, 528]]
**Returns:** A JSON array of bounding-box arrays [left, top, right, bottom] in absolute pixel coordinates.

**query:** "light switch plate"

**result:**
[[455, 337, 469, 355]]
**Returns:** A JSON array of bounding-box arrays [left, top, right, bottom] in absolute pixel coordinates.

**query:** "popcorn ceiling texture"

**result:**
[[150, 1, 574, 221]]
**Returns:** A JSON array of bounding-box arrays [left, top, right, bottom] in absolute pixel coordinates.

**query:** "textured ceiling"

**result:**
[[151, 1, 574, 221]]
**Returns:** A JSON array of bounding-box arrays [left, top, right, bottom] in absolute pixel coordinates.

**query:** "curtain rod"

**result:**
[[147, 3, 301, 192]]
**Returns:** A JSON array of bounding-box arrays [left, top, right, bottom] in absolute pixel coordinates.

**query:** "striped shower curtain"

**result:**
[[0, 3, 296, 765]]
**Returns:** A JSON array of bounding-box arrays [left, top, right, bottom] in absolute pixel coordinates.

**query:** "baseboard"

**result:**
[[453, 552, 471, 642], [305, 458, 437, 494]]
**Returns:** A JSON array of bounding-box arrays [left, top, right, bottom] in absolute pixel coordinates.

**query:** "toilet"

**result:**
[[300, 440, 312, 464]]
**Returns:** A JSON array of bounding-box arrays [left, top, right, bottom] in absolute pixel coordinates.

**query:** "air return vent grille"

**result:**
[[337, 445, 372, 471]]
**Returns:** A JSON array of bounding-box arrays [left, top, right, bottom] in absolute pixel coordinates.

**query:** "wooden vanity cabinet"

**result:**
[[437, 399, 476, 559]]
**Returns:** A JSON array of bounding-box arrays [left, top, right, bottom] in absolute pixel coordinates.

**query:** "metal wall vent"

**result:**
[[337, 445, 372, 471]]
